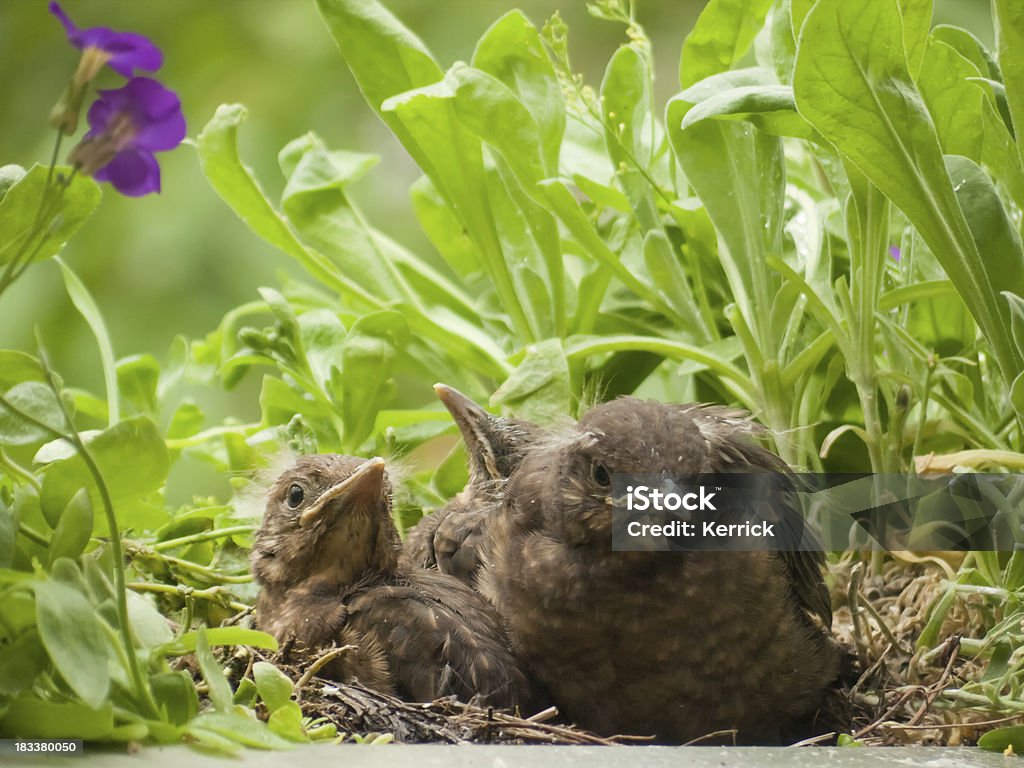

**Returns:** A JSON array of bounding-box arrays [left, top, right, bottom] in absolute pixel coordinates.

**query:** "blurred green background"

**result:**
[[0, 0, 992, 409]]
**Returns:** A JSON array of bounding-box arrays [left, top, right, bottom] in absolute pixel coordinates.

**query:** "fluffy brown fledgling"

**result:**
[[479, 398, 840, 744], [401, 384, 540, 586], [251, 454, 541, 711]]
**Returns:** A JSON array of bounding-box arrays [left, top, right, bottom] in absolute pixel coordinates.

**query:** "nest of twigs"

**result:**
[[207, 554, 1024, 747], [826, 555, 1024, 746]]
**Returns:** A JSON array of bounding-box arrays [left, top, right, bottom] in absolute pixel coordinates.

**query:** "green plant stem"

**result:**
[[17, 522, 49, 548], [127, 581, 249, 613], [152, 525, 254, 552], [126, 543, 253, 584], [0, 448, 41, 491], [0, 360, 158, 719]]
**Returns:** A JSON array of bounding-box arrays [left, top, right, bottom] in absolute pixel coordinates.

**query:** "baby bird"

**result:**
[[401, 384, 539, 586], [479, 398, 840, 744], [251, 454, 540, 711]]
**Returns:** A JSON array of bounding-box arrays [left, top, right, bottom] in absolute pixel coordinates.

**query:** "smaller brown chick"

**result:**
[[401, 384, 539, 586], [251, 454, 541, 711]]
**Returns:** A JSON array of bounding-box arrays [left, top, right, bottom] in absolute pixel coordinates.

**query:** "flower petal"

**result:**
[[50, 1, 163, 76], [95, 148, 161, 197]]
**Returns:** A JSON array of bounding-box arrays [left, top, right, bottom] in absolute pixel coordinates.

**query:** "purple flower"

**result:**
[[49, 2, 162, 79], [888, 245, 901, 262], [68, 77, 186, 197]]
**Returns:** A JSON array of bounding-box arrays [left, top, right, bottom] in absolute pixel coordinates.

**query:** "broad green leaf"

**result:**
[[267, 701, 307, 742], [679, 84, 821, 142], [341, 311, 408, 450], [979, 725, 1024, 753], [0, 381, 66, 446], [58, 258, 119, 425], [931, 25, 998, 78], [667, 70, 785, 351], [161, 626, 279, 655], [410, 175, 478, 276], [450, 65, 546, 189], [127, 591, 175, 648], [150, 671, 199, 726], [280, 135, 404, 303], [166, 401, 204, 440], [680, 0, 774, 89], [472, 10, 565, 175], [34, 578, 110, 709], [0, 350, 45, 391], [190, 711, 294, 750], [0, 629, 47, 695], [0, 165, 101, 267], [0, 698, 113, 739], [116, 354, 160, 416], [898, 0, 933, 79], [47, 488, 92, 565], [491, 339, 569, 422], [254, 661, 294, 713], [38, 416, 170, 529], [793, 0, 1023, 382], [383, 77, 534, 342], [196, 106, 372, 305], [993, 0, 1024, 171], [195, 629, 233, 713], [918, 39, 1024, 203], [315, 0, 443, 181]]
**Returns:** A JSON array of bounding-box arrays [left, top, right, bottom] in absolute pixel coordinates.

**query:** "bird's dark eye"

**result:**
[[286, 484, 305, 509], [592, 461, 611, 487]]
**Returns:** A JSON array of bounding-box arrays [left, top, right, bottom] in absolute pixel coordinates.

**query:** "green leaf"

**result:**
[[267, 701, 307, 742], [0, 381, 66, 446], [196, 105, 368, 304], [472, 10, 565, 175], [39, 416, 169, 532], [341, 310, 408, 451], [450, 64, 545, 189], [917, 39, 1024, 203], [0, 350, 46, 391], [0, 629, 48, 696], [993, 0, 1024, 171], [160, 626, 279, 655], [58, 258, 120, 426], [0, 165, 101, 267], [491, 339, 569, 422], [979, 725, 1024, 753], [667, 69, 785, 349], [47, 488, 92, 565], [0, 698, 113, 740], [127, 591, 175, 648], [680, 0, 774, 89], [793, 0, 1023, 382], [149, 671, 197, 729], [253, 661, 293, 714], [117, 354, 160, 416], [190, 711, 294, 750], [195, 629, 233, 713], [34, 578, 110, 709], [679, 84, 821, 141], [315, 0, 443, 178]]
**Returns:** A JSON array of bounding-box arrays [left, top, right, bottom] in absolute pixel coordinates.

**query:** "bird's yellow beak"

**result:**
[[298, 457, 386, 527]]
